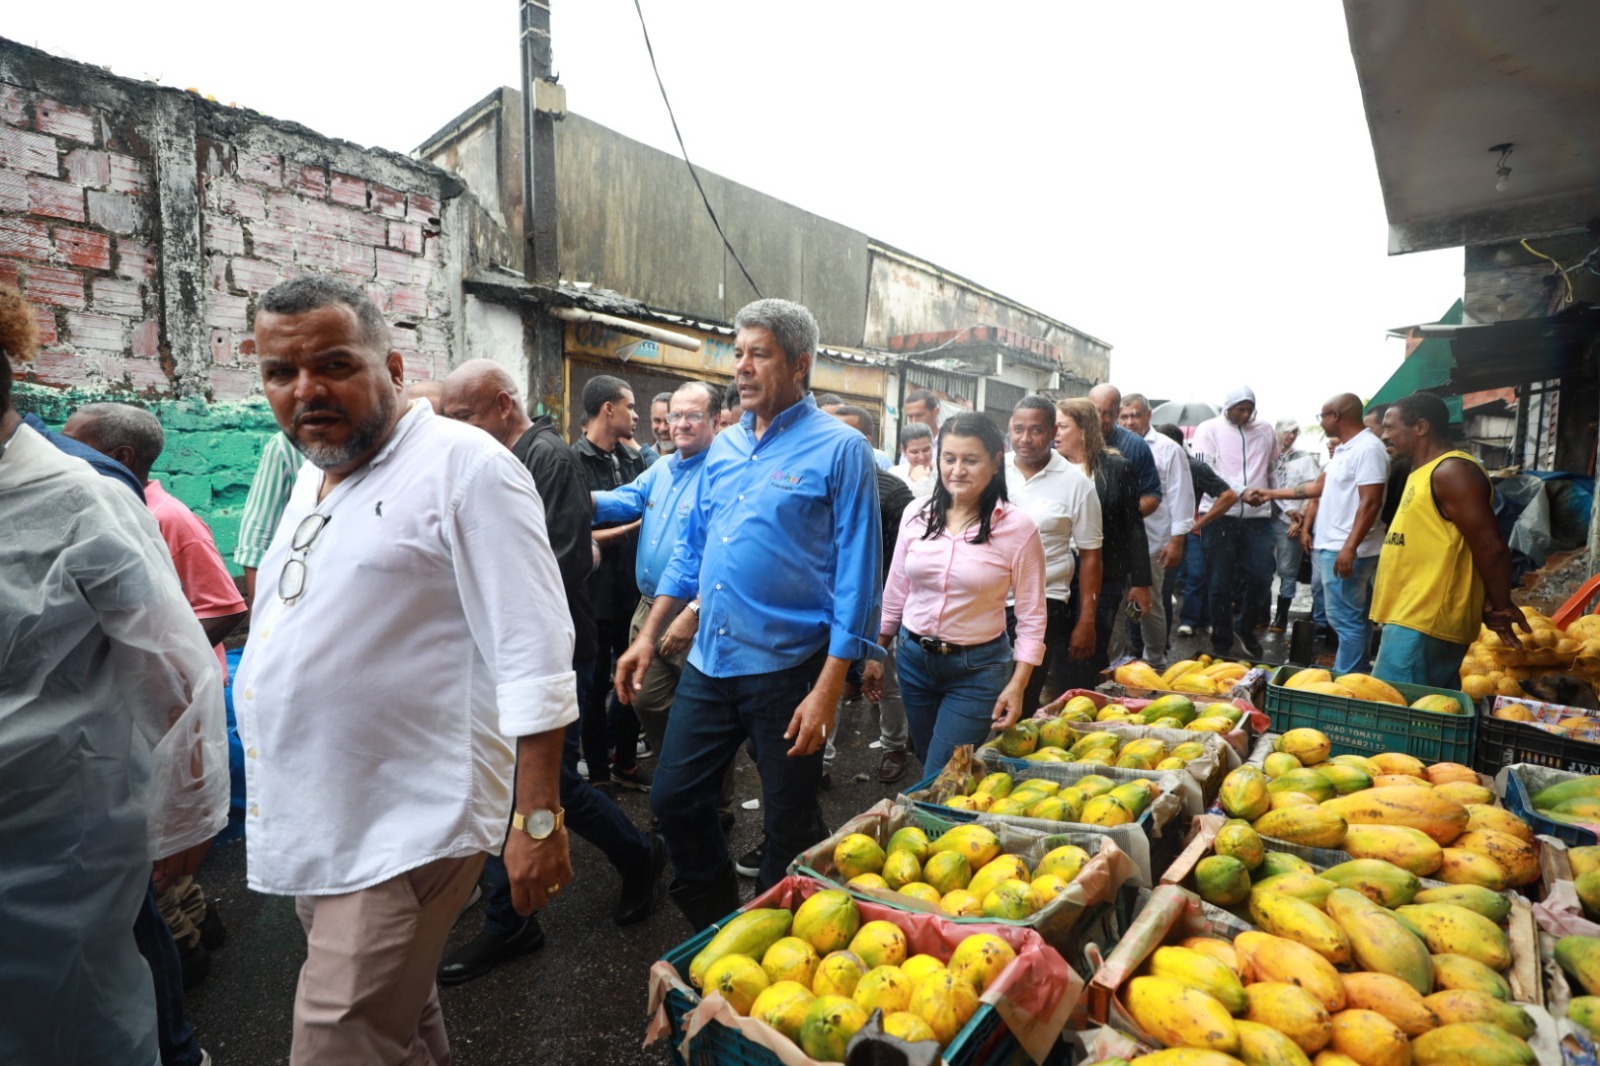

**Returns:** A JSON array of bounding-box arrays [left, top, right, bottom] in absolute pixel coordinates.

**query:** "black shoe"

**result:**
[[612, 763, 653, 793], [819, 769, 832, 793], [735, 844, 765, 878], [179, 943, 210, 989], [718, 809, 736, 831], [1240, 634, 1263, 659], [198, 902, 227, 952], [878, 748, 909, 784], [668, 865, 740, 933], [616, 834, 668, 926], [436, 915, 545, 986], [1269, 597, 1291, 634]]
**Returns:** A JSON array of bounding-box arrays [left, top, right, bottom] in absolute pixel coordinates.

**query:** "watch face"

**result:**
[[526, 809, 556, 838]]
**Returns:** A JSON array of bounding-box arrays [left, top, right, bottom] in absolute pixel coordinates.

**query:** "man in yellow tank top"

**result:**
[[1370, 392, 1526, 688]]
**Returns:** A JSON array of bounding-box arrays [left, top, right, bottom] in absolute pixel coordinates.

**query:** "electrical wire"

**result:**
[[1521, 238, 1576, 305], [629, 0, 763, 299]]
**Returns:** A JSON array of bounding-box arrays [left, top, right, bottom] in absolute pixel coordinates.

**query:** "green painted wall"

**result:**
[[16, 383, 283, 574]]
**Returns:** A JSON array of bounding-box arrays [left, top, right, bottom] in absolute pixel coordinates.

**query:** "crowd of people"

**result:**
[[1, 273, 1531, 1064]]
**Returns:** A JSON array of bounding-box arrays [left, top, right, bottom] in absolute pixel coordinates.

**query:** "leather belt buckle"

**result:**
[[919, 636, 954, 655]]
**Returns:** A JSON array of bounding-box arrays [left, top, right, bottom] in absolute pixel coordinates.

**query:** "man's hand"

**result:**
[[1130, 586, 1153, 617], [658, 607, 698, 659], [1334, 546, 1357, 579], [504, 828, 573, 916], [1299, 527, 1314, 553], [152, 839, 211, 893], [1068, 615, 1096, 659], [1157, 537, 1185, 570], [1484, 605, 1530, 650], [1242, 488, 1269, 507], [861, 659, 885, 704], [614, 636, 655, 704], [784, 687, 839, 757], [1285, 513, 1304, 540]]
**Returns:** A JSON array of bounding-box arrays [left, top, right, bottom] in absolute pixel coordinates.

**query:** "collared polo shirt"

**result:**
[[1004, 450, 1102, 602]]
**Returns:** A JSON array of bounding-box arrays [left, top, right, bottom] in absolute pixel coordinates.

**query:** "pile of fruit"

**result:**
[[1558, 934, 1600, 1034], [1114, 656, 1253, 696], [991, 697, 1243, 758], [1568, 844, 1600, 920], [1107, 876, 1538, 1066], [687, 887, 1021, 1056], [935, 768, 1164, 827], [1458, 606, 1600, 701], [989, 717, 1223, 772], [1212, 729, 1538, 890], [1525, 773, 1600, 829], [1279, 669, 1464, 715], [831, 822, 1090, 920]]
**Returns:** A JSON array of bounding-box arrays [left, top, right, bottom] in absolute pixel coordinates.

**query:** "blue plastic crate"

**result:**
[[1503, 765, 1600, 848]]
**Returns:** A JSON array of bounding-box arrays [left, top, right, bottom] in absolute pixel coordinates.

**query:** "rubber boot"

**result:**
[[1269, 597, 1291, 634], [667, 862, 740, 933]]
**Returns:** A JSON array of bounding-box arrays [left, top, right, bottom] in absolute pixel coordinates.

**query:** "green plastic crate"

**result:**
[[1263, 666, 1476, 763]]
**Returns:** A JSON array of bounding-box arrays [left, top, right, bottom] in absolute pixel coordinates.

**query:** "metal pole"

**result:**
[[519, 0, 566, 421]]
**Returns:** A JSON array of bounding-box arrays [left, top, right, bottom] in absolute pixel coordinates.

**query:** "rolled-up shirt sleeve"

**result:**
[[448, 449, 578, 738], [1010, 527, 1048, 666], [1165, 444, 1196, 537], [828, 437, 886, 662]]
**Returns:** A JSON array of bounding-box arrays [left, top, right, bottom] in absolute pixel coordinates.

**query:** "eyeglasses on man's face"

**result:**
[[278, 513, 332, 605], [667, 410, 709, 424]]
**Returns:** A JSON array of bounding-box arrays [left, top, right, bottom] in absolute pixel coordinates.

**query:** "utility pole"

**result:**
[[519, 0, 566, 419]]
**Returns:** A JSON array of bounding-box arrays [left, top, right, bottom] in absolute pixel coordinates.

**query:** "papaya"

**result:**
[[1338, 971, 1437, 1036], [1181, 937, 1245, 977], [791, 891, 861, 956], [1263, 752, 1305, 779], [762, 936, 821, 986], [1065, 731, 1115, 759], [1036, 843, 1090, 881], [689, 908, 794, 989], [1311, 1055, 1362, 1066], [1318, 859, 1420, 908], [1556, 934, 1600, 995], [1436, 848, 1509, 890], [980, 879, 1041, 919], [1234, 1020, 1315, 1066], [1577, 869, 1600, 917], [1326, 1009, 1409, 1066], [1315, 764, 1373, 796], [1125, 975, 1240, 1054], [1569, 995, 1600, 1033], [1329, 754, 1379, 774], [1410, 885, 1512, 923], [1335, 673, 1407, 705], [1110, 781, 1156, 817], [1146, 694, 1199, 725], [1270, 792, 1320, 811], [1251, 806, 1347, 849], [1324, 888, 1433, 995], [1075, 774, 1118, 797], [1372, 774, 1431, 790], [1430, 953, 1511, 1000], [994, 719, 1040, 757], [1234, 931, 1344, 1013], [928, 824, 1000, 869], [1463, 803, 1533, 844], [1530, 774, 1600, 810], [702, 953, 770, 1014], [1412, 1022, 1536, 1066], [1411, 694, 1465, 714], [1129, 1052, 1248, 1066], [1570, 845, 1600, 876], [848, 920, 908, 969], [1221, 766, 1273, 821], [1254, 852, 1316, 881], [1248, 891, 1350, 966], [800, 994, 870, 1061], [1083, 795, 1136, 826], [1268, 769, 1338, 803], [973, 772, 1014, 797], [1451, 829, 1539, 888], [1147, 945, 1248, 1014], [1215, 820, 1266, 870], [1251, 872, 1337, 906], [1434, 781, 1494, 807], [1339, 824, 1444, 876], [1320, 786, 1469, 845], [947, 932, 1015, 994], [1367, 752, 1426, 777], [1196, 855, 1254, 907], [1422, 989, 1535, 1038], [1425, 762, 1479, 786], [967, 854, 1031, 903], [1242, 982, 1332, 1055], [1276, 729, 1332, 765], [1395, 904, 1511, 970], [1283, 668, 1332, 690], [750, 980, 816, 1041], [1303, 681, 1357, 699], [906, 970, 978, 1045]]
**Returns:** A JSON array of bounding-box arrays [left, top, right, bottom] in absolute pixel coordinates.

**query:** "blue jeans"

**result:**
[[1311, 559, 1327, 626], [1318, 550, 1380, 674], [897, 628, 1013, 778], [1373, 623, 1470, 690], [1179, 530, 1208, 629], [1203, 517, 1275, 654], [650, 652, 830, 892], [1272, 521, 1303, 602], [482, 657, 650, 936], [134, 880, 202, 1066]]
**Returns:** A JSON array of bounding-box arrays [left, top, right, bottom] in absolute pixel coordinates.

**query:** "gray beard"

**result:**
[[296, 390, 398, 472]]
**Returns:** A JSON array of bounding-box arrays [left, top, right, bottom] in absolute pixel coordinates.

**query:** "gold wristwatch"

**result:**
[[511, 807, 565, 840]]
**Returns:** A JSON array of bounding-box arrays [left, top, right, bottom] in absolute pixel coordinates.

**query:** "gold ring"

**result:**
[[548, 883, 560, 894]]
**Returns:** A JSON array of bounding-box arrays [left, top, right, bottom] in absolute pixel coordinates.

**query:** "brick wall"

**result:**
[[1, 37, 464, 405]]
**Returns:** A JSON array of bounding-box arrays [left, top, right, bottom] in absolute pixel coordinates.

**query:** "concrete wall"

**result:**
[[1, 36, 465, 403]]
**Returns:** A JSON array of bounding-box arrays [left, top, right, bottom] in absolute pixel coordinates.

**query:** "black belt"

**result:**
[[905, 630, 975, 655]]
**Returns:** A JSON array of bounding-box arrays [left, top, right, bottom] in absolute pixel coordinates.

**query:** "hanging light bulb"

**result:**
[[1490, 143, 1514, 193]]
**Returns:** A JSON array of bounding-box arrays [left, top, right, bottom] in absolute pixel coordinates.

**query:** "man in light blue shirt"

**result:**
[[616, 299, 883, 928], [592, 380, 717, 761]]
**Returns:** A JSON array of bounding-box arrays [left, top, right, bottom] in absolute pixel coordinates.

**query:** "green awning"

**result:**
[[1366, 300, 1464, 423]]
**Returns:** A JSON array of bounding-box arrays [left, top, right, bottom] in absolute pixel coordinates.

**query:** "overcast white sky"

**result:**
[[5, 1, 1463, 424]]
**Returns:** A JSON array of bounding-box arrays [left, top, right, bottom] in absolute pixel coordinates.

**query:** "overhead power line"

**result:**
[[629, 0, 764, 299]]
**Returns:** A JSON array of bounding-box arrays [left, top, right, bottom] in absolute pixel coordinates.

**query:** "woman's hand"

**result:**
[[991, 682, 1026, 731], [861, 659, 885, 704]]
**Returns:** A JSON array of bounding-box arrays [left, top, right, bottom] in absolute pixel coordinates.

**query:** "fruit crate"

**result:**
[[1477, 713, 1600, 778], [1264, 666, 1476, 764], [903, 747, 1188, 888], [791, 798, 1139, 963], [1040, 688, 1267, 761], [1501, 764, 1600, 848], [648, 874, 1077, 1066]]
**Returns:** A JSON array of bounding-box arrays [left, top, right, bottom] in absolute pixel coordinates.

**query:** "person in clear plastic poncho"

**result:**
[[0, 288, 229, 1064]]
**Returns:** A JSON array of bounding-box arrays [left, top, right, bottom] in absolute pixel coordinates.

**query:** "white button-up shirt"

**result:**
[[234, 402, 578, 896], [1004, 450, 1103, 603], [1143, 428, 1196, 555]]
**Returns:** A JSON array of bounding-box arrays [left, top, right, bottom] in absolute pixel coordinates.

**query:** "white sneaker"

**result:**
[[741, 798, 761, 811], [1176, 625, 1194, 637], [576, 759, 588, 779], [636, 739, 654, 760], [868, 740, 884, 750]]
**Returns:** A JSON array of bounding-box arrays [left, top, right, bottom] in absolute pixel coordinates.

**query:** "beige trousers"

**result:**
[[291, 852, 486, 1065]]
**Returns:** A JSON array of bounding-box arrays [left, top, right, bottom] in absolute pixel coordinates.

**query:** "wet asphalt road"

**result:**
[[184, 611, 1313, 1065]]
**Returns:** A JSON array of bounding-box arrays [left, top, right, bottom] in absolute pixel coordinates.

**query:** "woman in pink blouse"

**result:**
[[862, 413, 1047, 776]]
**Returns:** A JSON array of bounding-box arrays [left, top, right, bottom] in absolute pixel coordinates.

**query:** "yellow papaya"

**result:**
[[1339, 823, 1444, 876], [1423, 989, 1535, 1038], [1335, 673, 1407, 705], [1433, 781, 1494, 807], [1411, 885, 1512, 924], [1233, 931, 1344, 1013], [1317, 858, 1420, 908], [1215, 820, 1266, 871], [1247, 891, 1350, 966], [1462, 804, 1534, 844], [1275, 728, 1331, 765], [1283, 669, 1332, 690], [1242, 982, 1332, 1055], [1270, 792, 1320, 811], [1431, 953, 1512, 999], [1412, 1022, 1536, 1066], [1180, 936, 1244, 977], [1125, 975, 1240, 1054], [1324, 888, 1434, 995], [1316, 764, 1373, 796], [1451, 829, 1539, 888], [1367, 752, 1426, 777], [1129, 1051, 1249, 1066], [1425, 762, 1480, 786], [1327, 1009, 1410, 1066], [1571, 845, 1600, 876], [1303, 681, 1357, 699], [1250, 872, 1337, 906], [1569, 995, 1600, 1034], [1234, 1020, 1315, 1066], [1251, 806, 1348, 849], [689, 908, 795, 989], [1338, 971, 1437, 1036], [1221, 766, 1273, 821], [1436, 848, 1508, 890], [1320, 786, 1469, 846], [1411, 693, 1466, 714], [1268, 769, 1338, 802], [1556, 934, 1600, 995], [1147, 945, 1248, 1014], [1394, 903, 1511, 970]]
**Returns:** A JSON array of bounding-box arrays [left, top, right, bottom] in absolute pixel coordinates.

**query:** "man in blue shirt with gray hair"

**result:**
[[616, 298, 883, 929]]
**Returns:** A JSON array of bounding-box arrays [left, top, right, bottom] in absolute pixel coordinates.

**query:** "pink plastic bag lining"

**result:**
[[645, 875, 1081, 1065]]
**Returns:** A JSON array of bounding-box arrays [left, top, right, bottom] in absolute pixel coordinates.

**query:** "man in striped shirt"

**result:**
[[233, 431, 301, 605]]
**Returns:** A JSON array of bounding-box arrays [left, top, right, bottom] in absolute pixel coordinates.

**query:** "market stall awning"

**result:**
[[1367, 300, 1464, 421]]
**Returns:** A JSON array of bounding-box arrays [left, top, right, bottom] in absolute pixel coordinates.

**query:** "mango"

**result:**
[[1430, 953, 1511, 1000], [1422, 989, 1534, 1038], [1148, 945, 1248, 1013], [1326, 1008, 1409, 1066], [1248, 891, 1350, 966], [1412, 1022, 1536, 1066], [1233, 931, 1344, 1013], [1395, 904, 1510, 970], [1252, 806, 1347, 849], [1318, 859, 1420, 908], [1338, 971, 1437, 1036], [1339, 824, 1443, 876], [1126, 975, 1240, 1054], [1325, 888, 1433, 995], [1242, 982, 1332, 1055], [1410, 884, 1512, 923]]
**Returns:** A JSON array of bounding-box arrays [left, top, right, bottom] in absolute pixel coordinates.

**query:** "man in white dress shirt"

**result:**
[[1119, 393, 1196, 669], [234, 276, 579, 1064]]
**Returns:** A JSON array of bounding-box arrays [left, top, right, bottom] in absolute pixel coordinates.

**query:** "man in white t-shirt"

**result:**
[[1119, 393, 1195, 669], [1248, 393, 1386, 672], [1005, 396, 1104, 710]]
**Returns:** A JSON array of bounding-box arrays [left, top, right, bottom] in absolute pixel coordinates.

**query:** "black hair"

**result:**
[[917, 412, 1009, 545], [1013, 394, 1057, 419], [1155, 423, 1184, 446], [905, 388, 940, 412], [257, 274, 390, 353], [834, 403, 875, 438], [582, 375, 631, 419], [1392, 392, 1451, 441]]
